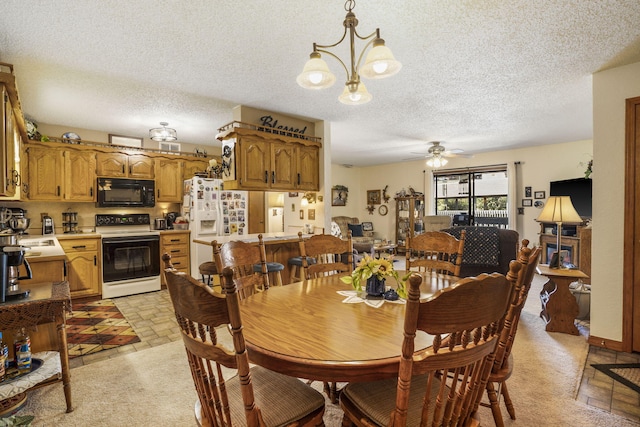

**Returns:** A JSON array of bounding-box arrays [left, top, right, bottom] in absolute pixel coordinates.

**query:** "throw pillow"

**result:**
[[347, 223, 364, 237], [330, 221, 342, 238]]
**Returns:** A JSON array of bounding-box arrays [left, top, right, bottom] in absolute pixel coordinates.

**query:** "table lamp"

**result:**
[[536, 196, 583, 268]]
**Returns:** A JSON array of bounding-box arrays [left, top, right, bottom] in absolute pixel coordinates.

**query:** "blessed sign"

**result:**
[[258, 115, 307, 135]]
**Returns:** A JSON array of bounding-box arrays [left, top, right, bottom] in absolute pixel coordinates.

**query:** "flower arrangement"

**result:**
[[340, 254, 409, 298]]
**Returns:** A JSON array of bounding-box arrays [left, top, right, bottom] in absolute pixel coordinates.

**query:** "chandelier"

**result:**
[[296, 0, 402, 105], [426, 155, 448, 168], [149, 122, 177, 142]]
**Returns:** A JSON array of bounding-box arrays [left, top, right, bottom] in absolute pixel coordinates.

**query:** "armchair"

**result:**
[[331, 216, 375, 253]]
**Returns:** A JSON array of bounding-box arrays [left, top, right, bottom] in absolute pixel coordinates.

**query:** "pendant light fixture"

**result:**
[[297, 0, 402, 105], [149, 122, 177, 142], [426, 155, 448, 168]]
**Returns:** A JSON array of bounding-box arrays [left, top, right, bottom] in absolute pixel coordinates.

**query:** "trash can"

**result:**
[[569, 280, 591, 320]]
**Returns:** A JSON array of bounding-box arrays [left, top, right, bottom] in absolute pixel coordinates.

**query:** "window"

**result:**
[[434, 165, 509, 228], [159, 141, 181, 152]]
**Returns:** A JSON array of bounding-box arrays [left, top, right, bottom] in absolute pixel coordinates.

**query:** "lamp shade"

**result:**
[[536, 196, 583, 224], [338, 82, 372, 105], [426, 156, 448, 168], [360, 41, 402, 79], [297, 53, 336, 89], [149, 122, 177, 142]]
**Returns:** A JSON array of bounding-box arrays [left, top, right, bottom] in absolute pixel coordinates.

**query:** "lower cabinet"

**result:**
[[160, 231, 190, 286], [58, 236, 101, 299]]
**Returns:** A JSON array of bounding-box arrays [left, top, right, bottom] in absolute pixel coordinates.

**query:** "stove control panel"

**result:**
[[95, 214, 151, 227]]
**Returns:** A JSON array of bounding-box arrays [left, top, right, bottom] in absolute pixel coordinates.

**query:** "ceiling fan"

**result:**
[[404, 141, 470, 167]]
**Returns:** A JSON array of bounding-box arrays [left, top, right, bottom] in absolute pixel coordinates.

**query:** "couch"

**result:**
[[440, 226, 519, 277], [331, 216, 375, 253]]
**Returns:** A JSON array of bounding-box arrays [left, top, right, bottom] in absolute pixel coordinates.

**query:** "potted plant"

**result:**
[[341, 254, 408, 298]]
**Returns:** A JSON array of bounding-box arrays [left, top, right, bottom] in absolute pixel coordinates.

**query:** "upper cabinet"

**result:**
[[96, 152, 154, 179], [218, 124, 321, 191], [155, 157, 183, 203], [25, 143, 96, 201], [0, 64, 28, 200]]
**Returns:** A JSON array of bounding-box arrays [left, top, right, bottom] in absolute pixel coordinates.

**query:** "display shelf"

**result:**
[[395, 195, 424, 253]]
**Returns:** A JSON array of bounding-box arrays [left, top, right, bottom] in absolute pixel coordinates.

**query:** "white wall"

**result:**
[[331, 139, 592, 245], [591, 61, 640, 342]]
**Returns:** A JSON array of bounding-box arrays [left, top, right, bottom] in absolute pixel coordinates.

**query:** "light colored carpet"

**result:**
[[14, 275, 640, 426]]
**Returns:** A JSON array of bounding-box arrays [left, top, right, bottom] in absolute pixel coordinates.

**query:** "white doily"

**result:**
[[337, 290, 405, 308]]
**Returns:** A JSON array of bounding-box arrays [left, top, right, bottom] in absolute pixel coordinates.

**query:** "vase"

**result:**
[[366, 276, 386, 297]]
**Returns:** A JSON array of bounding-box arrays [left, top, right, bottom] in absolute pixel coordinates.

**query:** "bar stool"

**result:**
[[198, 261, 218, 286], [253, 262, 284, 287], [287, 256, 316, 283]]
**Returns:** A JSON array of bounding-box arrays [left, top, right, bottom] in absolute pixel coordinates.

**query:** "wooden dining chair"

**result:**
[[162, 254, 326, 427], [479, 240, 542, 427], [405, 230, 466, 276], [339, 271, 512, 427], [212, 234, 270, 299], [298, 231, 354, 279]]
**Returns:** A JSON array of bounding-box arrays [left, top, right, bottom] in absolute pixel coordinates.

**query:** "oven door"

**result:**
[[102, 235, 160, 283]]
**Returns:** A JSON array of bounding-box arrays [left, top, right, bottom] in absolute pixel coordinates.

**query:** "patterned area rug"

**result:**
[[66, 299, 141, 359], [592, 363, 640, 394]]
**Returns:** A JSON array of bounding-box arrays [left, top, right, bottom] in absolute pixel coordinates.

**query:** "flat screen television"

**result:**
[[549, 177, 592, 218]]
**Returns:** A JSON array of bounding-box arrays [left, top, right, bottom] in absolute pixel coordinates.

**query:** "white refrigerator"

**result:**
[[182, 177, 248, 280]]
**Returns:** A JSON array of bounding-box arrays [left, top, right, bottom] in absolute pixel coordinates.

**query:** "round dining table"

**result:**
[[238, 271, 459, 384]]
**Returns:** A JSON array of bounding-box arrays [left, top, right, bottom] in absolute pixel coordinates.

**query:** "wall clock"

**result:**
[[378, 205, 388, 216]]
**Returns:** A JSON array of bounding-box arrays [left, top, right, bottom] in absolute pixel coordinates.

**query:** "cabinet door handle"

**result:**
[[170, 249, 180, 253], [297, 173, 301, 185], [157, 189, 160, 198], [72, 245, 87, 249], [57, 186, 61, 196], [173, 261, 182, 266], [122, 165, 125, 174], [129, 166, 132, 175], [264, 171, 268, 183], [271, 171, 275, 183], [94, 255, 97, 266], [170, 239, 180, 242], [90, 187, 93, 197]]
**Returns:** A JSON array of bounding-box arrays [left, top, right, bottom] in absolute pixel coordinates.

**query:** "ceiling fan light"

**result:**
[[339, 82, 372, 105], [427, 156, 448, 168], [361, 41, 402, 79], [297, 54, 336, 89], [149, 122, 177, 142]]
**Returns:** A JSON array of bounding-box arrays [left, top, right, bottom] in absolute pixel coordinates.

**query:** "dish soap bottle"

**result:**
[[14, 328, 31, 374]]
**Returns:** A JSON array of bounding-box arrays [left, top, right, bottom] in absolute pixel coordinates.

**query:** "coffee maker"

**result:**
[[0, 243, 31, 302]]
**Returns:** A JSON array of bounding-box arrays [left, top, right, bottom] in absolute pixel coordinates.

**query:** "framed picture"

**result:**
[[534, 191, 546, 199], [367, 189, 381, 205], [299, 209, 304, 220], [522, 199, 533, 207], [308, 209, 315, 220], [109, 134, 143, 148], [332, 189, 347, 206], [361, 221, 374, 232], [525, 186, 532, 197], [288, 192, 299, 197]]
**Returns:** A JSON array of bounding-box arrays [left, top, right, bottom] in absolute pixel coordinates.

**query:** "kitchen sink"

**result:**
[[20, 238, 56, 246]]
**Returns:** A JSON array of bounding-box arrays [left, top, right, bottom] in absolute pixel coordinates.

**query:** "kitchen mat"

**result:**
[[592, 363, 640, 394], [66, 299, 141, 359]]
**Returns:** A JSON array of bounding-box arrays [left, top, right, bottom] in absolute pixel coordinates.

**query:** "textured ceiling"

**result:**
[[1, 1, 640, 166]]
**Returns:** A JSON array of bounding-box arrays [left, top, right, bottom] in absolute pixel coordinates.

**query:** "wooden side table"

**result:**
[[373, 244, 397, 259], [0, 281, 73, 413], [536, 264, 589, 335]]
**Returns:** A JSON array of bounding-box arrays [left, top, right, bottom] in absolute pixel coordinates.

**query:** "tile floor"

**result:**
[[68, 286, 640, 424]]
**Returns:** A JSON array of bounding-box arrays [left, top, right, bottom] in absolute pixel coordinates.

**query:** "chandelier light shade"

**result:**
[[535, 196, 583, 268], [149, 122, 177, 142], [426, 155, 448, 168], [297, 0, 402, 105]]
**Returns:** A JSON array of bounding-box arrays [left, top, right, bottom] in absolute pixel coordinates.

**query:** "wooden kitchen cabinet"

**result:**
[[183, 158, 211, 180], [160, 231, 190, 286], [155, 157, 183, 203], [218, 125, 321, 191], [64, 149, 96, 201], [1, 85, 21, 198], [58, 236, 101, 299], [25, 145, 64, 201], [25, 144, 96, 201], [19, 258, 66, 286], [96, 152, 154, 179]]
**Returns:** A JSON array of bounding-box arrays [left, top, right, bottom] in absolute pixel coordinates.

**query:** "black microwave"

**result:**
[[96, 178, 155, 208]]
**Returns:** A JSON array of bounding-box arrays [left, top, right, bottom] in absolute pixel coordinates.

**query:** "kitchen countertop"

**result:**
[[193, 232, 313, 246]]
